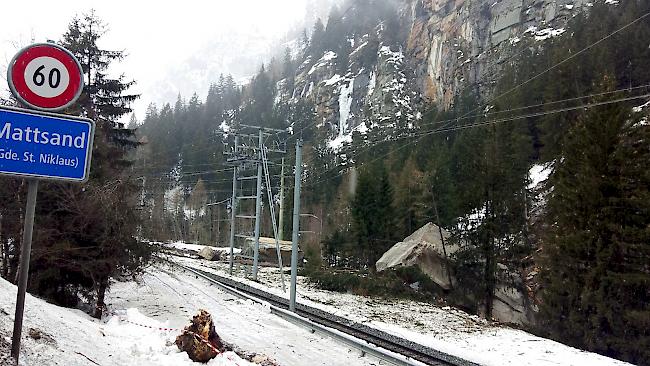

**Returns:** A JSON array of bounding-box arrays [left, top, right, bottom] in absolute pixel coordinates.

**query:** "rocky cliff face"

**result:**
[[276, 0, 596, 153], [405, 0, 593, 106], [280, 33, 421, 153]]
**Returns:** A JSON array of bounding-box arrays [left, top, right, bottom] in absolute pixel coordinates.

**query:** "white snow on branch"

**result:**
[[326, 133, 353, 150], [633, 100, 650, 113], [528, 163, 554, 190]]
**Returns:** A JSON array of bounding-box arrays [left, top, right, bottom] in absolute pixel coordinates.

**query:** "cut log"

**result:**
[[175, 310, 225, 362]]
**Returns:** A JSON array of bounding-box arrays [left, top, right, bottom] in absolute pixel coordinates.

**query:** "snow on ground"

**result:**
[[0, 253, 631, 366], [105, 265, 384, 366], [161, 241, 241, 256], [0, 275, 252, 366], [174, 256, 631, 366]]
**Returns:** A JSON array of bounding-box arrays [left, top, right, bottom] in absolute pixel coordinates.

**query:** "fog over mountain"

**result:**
[[0, 2, 649, 366], [126, 0, 343, 122], [0, 0, 340, 122]]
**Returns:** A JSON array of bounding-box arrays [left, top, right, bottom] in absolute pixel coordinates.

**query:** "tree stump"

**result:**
[[175, 310, 225, 362]]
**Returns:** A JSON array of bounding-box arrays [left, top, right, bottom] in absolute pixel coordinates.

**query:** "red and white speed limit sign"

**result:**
[[7, 43, 84, 111]]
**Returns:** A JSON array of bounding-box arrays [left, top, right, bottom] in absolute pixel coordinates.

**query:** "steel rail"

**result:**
[[168, 260, 478, 366]]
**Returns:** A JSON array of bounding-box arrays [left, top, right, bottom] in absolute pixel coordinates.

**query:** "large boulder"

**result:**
[[244, 237, 303, 266], [490, 264, 535, 325], [199, 246, 221, 261], [376, 223, 534, 325], [376, 223, 457, 290], [493, 284, 528, 325]]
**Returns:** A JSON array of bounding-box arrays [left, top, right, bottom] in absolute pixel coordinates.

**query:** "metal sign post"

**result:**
[[3, 42, 88, 364], [10, 178, 37, 360], [290, 139, 303, 312]]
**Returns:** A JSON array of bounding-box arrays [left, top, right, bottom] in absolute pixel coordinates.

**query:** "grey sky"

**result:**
[[0, 0, 320, 122]]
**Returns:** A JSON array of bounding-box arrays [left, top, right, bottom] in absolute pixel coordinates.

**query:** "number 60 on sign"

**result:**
[[7, 43, 84, 112]]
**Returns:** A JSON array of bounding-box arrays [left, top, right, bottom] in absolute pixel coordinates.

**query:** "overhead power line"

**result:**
[[418, 84, 650, 128], [301, 89, 650, 181], [304, 93, 650, 188], [297, 9, 650, 185]]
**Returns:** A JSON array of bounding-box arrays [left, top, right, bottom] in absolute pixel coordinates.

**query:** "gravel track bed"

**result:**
[[180, 264, 478, 366]]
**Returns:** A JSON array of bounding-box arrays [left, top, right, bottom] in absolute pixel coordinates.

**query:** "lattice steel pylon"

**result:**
[[261, 142, 286, 291], [224, 124, 287, 290]]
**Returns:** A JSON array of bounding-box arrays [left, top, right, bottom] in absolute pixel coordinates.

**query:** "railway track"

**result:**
[[169, 261, 478, 366]]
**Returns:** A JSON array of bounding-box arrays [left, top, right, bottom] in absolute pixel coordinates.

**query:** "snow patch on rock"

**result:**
[[525, 26, 566, 41], [367, 70, 376, 96], [323, 74, 343, 86], [308, 51, 337, 75], [328, 78, 355, 151]]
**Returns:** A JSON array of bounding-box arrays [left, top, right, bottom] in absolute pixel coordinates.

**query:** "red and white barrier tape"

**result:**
[[188, 331, 221, 354], [119, 317, 242, 365], [123, 319, 180, 332]]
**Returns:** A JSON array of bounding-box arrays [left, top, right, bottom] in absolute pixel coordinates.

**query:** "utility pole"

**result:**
[[210, 205, 214, 244], [290, 139, 303, 312], [252, 129, 264, 281], [216, 205, 221, 245], [278, 158, 285, 241], [228, 135, 240, 275], [224, 125, 287, 286]]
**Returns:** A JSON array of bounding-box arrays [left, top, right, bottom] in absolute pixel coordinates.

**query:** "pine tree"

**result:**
[[127, 114, 138, 129], [541, 79, 650, 364], [450, 111, 531, 318], [393, 157, 428, 239], [372, 164, 395, 264], [27, 12, 150, 318], [188, 179, 208, 244], [60, 10, 138, 122], [282, 47, 295, 89], [351, 170, 374, 267], [241, 65, 274, 126], [350, 163, 395, 268], [309, 19, 326, 57], [324, 5, 346, 50]]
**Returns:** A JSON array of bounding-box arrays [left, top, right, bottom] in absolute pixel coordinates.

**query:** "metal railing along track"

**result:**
[[168, 261, 479, 366]]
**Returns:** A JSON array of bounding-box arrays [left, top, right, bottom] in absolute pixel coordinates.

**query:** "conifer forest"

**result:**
[[0, 1, 649, 365]]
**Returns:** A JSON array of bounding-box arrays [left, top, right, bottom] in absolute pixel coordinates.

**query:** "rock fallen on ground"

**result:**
[[376, 222, 457, 290], [199, 247, 222, 261]]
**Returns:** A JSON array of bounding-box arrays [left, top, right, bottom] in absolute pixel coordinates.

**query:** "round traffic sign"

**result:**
[[7, 43, 84, 112]]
